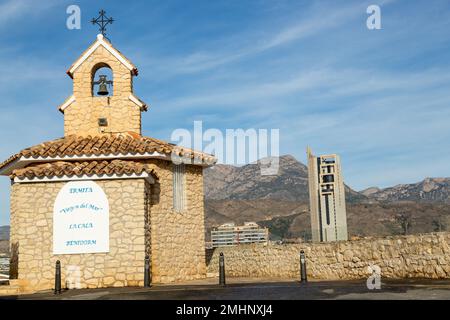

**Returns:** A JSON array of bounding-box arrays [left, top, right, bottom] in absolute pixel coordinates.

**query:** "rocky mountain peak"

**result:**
[[360, 187, 381, 197], [362, 177, 450, 203], [204, 154, 364, 202]]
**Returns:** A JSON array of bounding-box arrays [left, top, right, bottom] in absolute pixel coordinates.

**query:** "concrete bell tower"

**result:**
[[307, 147, 348, 242], [58, 34, 147, 136]]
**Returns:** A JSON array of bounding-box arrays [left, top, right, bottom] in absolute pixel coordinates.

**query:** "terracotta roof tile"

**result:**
[[11, 160, 158, 180], [0, 132, 216, 171]]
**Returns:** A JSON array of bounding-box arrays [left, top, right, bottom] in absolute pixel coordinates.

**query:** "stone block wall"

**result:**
[[207, 233, 450, 280], [146, 160, 206, 283], [64, 97, 141, 136], [10, 179, 147, 292]]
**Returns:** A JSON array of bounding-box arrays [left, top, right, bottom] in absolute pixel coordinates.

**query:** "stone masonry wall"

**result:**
[[65, 44, 141, 136], [10, 179, 147, 292], [146, 160, 206, 283], [207, 233, 450, 280]]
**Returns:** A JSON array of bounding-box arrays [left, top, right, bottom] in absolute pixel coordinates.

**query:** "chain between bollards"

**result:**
[[144, 255, 151, 287], [300, 250, 307, 283], [54, 260, 61, 294], [219, 252, 226, 286]]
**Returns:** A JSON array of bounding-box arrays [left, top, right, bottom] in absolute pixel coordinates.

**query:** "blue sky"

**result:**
[[1, 0, 450, 225]]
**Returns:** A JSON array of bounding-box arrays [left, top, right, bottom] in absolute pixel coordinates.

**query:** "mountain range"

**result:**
[[204, 155, 450, 240], [361, 178, 450, 204], [205, 155, 368, 203]]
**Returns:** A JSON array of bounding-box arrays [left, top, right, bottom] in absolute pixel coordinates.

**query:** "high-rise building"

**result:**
[[307, 147, 348, 242], [211, 222, 269, 248]]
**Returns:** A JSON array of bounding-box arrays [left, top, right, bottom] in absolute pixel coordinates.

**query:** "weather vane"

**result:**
[[91, 10, 114, 40]]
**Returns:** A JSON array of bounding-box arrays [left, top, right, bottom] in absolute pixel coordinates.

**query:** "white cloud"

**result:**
[[137, 1, 375, 76], [0, 0, 28, 22], [0, 0, 59, 26]]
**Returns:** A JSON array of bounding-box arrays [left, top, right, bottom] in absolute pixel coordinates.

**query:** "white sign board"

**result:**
[[53, 181, 109, 254]]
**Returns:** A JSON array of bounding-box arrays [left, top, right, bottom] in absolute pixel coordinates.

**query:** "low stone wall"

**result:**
[[206, 232, 450, 280]]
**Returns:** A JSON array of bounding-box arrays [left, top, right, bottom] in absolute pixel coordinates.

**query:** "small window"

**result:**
[[173, 164, 186, 212]]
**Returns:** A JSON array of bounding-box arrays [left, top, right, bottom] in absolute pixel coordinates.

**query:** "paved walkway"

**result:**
[[3, 278, 450, 300]]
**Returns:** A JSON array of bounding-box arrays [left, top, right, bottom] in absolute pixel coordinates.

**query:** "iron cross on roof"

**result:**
[[91, 10, 114, 40]]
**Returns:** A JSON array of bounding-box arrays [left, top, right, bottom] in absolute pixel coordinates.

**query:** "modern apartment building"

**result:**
[[211, 222, 269, 248]]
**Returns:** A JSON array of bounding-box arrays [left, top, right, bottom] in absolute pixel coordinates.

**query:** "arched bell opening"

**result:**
[[91, 63, 114, 97]]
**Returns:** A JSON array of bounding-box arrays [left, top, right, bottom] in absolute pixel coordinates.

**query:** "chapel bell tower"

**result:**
[[58, 34, 147, 136]]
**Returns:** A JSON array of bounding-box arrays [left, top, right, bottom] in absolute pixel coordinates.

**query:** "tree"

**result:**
[[395, 212, 412, 235], [432, 216, 447, 232]]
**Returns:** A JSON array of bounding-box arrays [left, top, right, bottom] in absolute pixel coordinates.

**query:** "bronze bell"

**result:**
[[94, 74, 113, 96], [97, 82, 109, 95]]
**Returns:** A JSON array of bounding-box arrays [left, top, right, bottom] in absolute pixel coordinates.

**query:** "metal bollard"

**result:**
[[144, 255, 151, 287], [219, 252, 226, 286], [54, 260, 61, 294], [300, 250, 307, 283]]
